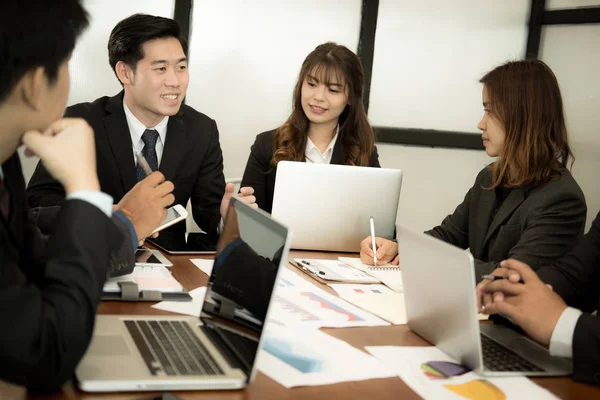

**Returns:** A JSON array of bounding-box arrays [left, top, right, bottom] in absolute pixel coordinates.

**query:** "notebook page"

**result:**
[[338, 257, 403, 292], [338, 257, 397, 272]]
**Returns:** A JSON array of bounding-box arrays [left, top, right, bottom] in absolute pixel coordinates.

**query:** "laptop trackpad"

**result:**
[[86, 335, 131, 356]]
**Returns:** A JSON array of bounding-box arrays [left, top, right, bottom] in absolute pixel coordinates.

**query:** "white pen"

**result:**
[[370, 216, 377, 266], [135, 151, 153, 177]]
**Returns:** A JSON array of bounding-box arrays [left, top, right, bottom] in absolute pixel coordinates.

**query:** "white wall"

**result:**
[[369, 0, 529, 132], [540, 24, 600, 230], [547, 0, 600, 9]]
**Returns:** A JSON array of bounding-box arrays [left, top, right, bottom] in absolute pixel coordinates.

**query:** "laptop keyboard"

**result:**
[[481, 334, 544, 372], [124, 320, 224, 376]]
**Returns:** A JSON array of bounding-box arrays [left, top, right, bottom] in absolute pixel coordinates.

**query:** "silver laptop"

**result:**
[[398, 224, 572, 377], [76, 197, 292, 392], [271, 161, 402, 252]]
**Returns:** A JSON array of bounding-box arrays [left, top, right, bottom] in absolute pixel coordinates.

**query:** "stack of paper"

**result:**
[[268, 284, 390, 329], [330, 284, 407, 324], [366, 346, 558, 400], [258, 323, 394, 388]]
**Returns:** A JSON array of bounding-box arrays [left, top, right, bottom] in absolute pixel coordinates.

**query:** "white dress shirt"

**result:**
[[549, 306, 583, 358], [305, 129, 339, 164], [0, 166, 113, 217], [123, 99, 169, 166]]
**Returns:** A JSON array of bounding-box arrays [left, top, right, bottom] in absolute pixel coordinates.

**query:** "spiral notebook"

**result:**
[[338, 257, 403, 292]]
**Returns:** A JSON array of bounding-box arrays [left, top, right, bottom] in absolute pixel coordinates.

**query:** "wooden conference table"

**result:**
[[30, 250, 600, 400]]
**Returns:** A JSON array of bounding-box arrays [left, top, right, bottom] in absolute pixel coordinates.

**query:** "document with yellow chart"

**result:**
[[366, 346, 558, 400]]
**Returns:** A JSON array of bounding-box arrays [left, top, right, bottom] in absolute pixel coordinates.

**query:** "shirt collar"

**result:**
[[305, 126, 339, 160], [123, 98, 169, 148]]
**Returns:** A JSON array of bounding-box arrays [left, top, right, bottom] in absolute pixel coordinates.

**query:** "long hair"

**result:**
[[271, 42, 374, 167], [480, 60, 573, 189]]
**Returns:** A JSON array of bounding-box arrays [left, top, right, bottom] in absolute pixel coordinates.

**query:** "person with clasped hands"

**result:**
[[477, 211, 600, 385]]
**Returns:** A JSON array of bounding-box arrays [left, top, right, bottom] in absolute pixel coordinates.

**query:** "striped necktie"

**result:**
[[136, 129, 160, 181]]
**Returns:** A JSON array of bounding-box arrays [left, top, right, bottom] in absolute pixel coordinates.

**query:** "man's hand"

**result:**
[[481, 259, 567, 346], [220, 183, 257, 219], [359, 236, 399, 265], [476, 266, 523, 312], [116, 172, 175, 243], [22, 118, 99, 194], [476, 262, 553, 312]]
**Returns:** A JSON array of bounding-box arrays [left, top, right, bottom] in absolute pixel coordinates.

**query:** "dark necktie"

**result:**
[[136, 129, 160, 182], [0, 178, 11, 221]]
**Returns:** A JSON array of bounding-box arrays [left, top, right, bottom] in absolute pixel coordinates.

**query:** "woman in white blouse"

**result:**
[[240, 42, 380, 213]]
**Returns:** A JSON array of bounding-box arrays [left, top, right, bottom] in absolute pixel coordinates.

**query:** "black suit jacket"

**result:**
[[0, 153, 133, 391], [241, 129, 381, 213], [537, 212, 600, 384], [426, 166, 586, 281], [27, 92, 226, 235]]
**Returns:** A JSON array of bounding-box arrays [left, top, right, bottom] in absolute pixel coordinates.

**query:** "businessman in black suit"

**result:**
[[0, 0, 172, 391], [478, 211, 600, 385], [27, 13, 256, 237]]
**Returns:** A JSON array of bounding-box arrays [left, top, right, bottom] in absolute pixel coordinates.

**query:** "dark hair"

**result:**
[[271, 42, 375, 167], [0, 0, 89, 103], [480, 60, 573, 189], [108, 13, 188, 80]]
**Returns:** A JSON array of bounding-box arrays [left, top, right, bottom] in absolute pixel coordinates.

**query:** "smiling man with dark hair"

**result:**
[[27, 13, 257, 236]]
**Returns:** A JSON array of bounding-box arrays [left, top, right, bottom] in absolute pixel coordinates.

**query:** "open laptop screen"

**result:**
[[271, 161, 402, 252], [200, 197, 289, 376]]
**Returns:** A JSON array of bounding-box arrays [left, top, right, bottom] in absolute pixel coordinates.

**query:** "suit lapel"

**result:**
[[103, 92, 137, 192], [481, 187, 526, 250], [330, 135, 343, 165], [472, 172, 497, 255], [159, 112, 187, 181]]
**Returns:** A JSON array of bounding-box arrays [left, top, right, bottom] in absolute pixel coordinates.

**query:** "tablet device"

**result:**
[[146, 232, 218, 254], [135, 248, 173, 267]]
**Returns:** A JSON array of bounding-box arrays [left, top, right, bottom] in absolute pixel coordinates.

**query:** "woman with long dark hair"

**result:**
[[361, 60, 587, 281], [241, 42, 379, 213]]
